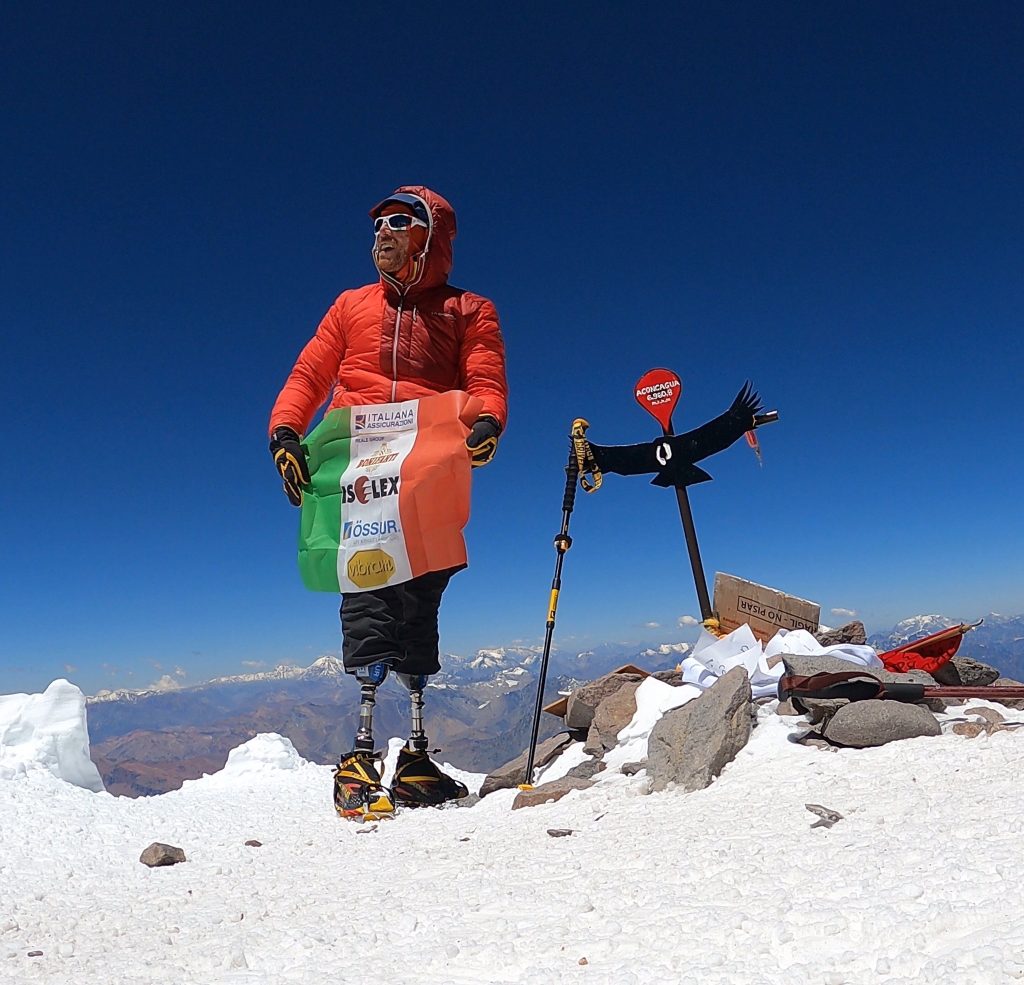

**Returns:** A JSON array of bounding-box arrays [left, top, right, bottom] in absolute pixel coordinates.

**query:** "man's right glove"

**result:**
[[269, 426, 310, 506], [466, 415, 502, 467]]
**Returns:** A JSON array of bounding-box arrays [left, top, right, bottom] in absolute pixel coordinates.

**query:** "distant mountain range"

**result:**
[[86, 614, 1023, 798], [86, 641, 688, 797], [867, 612, 1024, 679]]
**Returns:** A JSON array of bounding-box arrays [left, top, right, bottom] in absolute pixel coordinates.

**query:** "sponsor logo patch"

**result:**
[[347, 549, 396, 589], [353, 408, 415, 434], [356, 444, 400, 471], [342, 519, 400, 540], [340, 475, 399, 505]]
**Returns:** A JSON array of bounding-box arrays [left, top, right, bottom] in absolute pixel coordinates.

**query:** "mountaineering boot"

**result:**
[[333, 750, 395, 821], [391, 744, 469, 808]]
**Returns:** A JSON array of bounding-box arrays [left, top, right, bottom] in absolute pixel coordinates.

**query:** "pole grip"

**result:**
[[562, 419, 589, 513], [562, 443, 580, 513]]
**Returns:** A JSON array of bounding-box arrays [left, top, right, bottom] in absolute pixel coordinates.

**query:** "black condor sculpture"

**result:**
[[586, 382, 770, 488]]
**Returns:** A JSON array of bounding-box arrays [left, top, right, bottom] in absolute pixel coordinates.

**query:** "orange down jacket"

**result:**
[[269, 186, 508, 438]]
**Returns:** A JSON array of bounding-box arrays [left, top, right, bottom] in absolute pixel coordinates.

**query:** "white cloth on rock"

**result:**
[[679, 625, 882, 699]]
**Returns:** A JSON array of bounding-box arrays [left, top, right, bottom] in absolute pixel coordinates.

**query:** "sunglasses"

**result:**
[[373, 214, 428, 233]]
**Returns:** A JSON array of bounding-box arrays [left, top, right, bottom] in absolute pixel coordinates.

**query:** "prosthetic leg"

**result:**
[[391, 673, 469, 807], [333, 661, 395, 820]]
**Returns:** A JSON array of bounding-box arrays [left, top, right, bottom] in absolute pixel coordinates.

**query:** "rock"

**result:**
[[565, 673, 645, 729], [931, 662, 962, 685], [479, 733, 574, 797], [244, 840, 262, 848], [784, 654, 936, 687], [583, 723, 603, 757], [512, 776, 594, 810], [547, 828, 574, 837], [651, 669, 683, 685], [647, 667, 752, 794], [933, 656, 1000, 687], [964, 706, 1006, 724], [620, 761, 646, 776], [815, 621, 867, 646], [821, 700, 941, 748], [989, 679, 1024, 710], [782, 654, 937, 723], [591, 680, 643, 750], [139, 842, 187, 867], [952, 722, 986, 738], [805, 803, 843, 828], [775, 698, 803, 717], [799, 735, 837, 751], [28, 951, 43, 958], [566, 758, 606, 781]]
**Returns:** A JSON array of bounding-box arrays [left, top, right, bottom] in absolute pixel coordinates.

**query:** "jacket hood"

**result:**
[[370, 185, 456, 297]]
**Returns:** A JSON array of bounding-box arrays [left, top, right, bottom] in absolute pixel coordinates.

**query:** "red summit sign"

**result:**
[[634, 368, 681, 432]]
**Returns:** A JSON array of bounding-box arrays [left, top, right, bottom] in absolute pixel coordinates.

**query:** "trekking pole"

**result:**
[[520, 419, 591, 789]]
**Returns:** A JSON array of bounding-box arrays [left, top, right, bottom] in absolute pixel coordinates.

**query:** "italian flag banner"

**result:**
[[297, 391, 483, 593]]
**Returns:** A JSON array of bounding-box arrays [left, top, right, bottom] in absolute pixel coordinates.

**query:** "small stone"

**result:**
[[579, 957, 589, 965], [815, 621, 867, 646], [651, 669, 683, 685], [620, 761, 646, 776], [990, 679, 1024, 710], [139, 843, 187, 867], [244, 840, 262, 848], [952, 722, 986, 738], [964, 706, 1006, 724], [547, 828, 574, 838], [28, 951, 43, 958], [566, 758, 606, 781], [512, 776, 594, 810], [806, 803, 843, 828], [459, 836, 470, 842]]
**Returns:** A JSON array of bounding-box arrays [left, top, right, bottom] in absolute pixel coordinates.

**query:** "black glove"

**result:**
[[269, 426, 311, 506], [466, 415, 502, 468]]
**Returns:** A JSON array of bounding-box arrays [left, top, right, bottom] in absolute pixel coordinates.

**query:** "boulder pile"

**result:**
[[481, 633, 1022, 809]]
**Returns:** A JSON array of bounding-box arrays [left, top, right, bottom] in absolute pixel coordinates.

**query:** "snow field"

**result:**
[[3, 700, 1024, 984]]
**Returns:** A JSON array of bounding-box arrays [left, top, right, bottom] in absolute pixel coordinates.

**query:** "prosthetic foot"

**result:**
[[333, 751, 395, 821], [333, 661, 395, 821], [391, 673, 469, 807]]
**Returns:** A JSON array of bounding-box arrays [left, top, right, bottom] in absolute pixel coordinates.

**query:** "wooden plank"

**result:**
[[712, 572, 820, 643]]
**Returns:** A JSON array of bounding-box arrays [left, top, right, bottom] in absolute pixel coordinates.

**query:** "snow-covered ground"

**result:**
[[2, 680, 1024, 984]]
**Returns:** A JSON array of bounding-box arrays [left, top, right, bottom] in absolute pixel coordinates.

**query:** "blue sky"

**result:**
[[3, 3, 1022, 696]]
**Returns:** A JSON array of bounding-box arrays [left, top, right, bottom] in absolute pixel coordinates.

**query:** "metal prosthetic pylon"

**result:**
[[397, 673, 430, 751], [353, 661, 390, 753]]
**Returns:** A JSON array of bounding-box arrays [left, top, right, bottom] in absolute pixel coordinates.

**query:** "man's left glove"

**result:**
[[269, 426, 311, 506], [466, 415, 502, 468]]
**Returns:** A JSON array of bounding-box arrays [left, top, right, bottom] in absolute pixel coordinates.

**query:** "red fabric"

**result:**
[[270, 186, 508, 436], [879, 629, 965, 674]]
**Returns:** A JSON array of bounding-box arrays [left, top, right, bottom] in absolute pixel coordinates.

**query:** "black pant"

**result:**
[[340, 567, 460, 676]]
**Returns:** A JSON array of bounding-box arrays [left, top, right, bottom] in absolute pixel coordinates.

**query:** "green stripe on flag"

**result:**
[[298, 408, 352, 592]]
